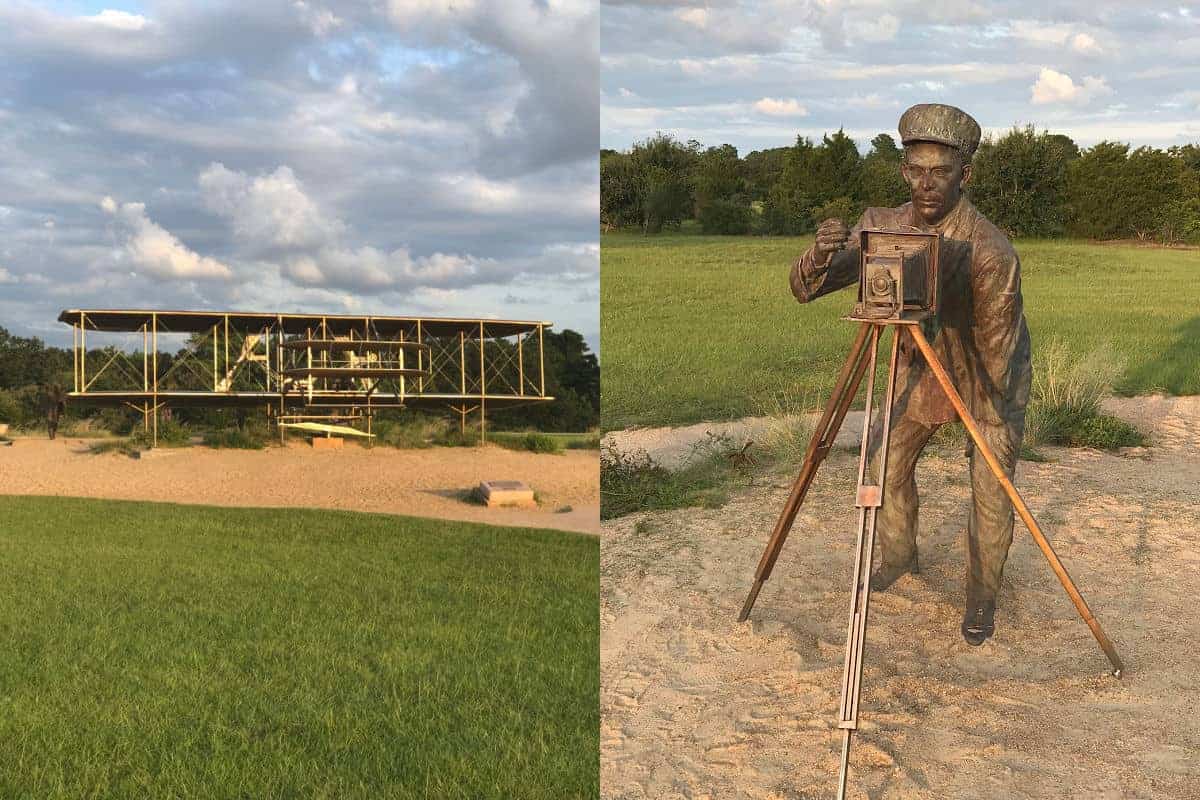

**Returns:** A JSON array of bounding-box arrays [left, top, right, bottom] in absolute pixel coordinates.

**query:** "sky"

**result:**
[[601, 1, 1200, 156], [0, 0, 599, 350]]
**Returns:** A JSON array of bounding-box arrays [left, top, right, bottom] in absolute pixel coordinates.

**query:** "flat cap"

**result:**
[[898, 103, 981, 159]]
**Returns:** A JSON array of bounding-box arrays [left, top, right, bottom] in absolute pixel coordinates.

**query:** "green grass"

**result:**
[[601, 233, 1200, 429], [0, 496, 598, 799], [490, 431, 600, 451]]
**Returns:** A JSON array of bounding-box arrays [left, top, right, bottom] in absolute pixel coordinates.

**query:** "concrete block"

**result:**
[[311, 436, 344, 450], [478, 480, 536, 508]]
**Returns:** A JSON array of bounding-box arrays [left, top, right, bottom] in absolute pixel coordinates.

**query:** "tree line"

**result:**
[[601, 127, 1200, 243], [0, 326, 599, 433]]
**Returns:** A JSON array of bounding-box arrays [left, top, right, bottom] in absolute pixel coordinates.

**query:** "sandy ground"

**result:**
[[0, 438, 599, 535], [601, 396, 1200, 799]]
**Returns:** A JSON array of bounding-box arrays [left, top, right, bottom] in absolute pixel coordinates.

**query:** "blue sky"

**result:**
[[0, 1, 599, 350], [601, 1, 1200, 156]]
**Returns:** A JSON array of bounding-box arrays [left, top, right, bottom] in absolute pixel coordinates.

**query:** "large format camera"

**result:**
[[850, 229, 941, 322]]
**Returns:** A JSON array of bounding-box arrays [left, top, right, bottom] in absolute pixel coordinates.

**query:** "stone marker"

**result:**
[[478, 480, 536, 508]]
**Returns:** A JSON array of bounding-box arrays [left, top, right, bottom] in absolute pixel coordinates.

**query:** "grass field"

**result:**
[[0, 496, 598, 799], [602, 233, 1200, 429]]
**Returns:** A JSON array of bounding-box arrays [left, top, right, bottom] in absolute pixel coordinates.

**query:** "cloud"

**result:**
[[199, 163, 343, 252], [101, 196, 233, 281], [753, 97, 808, 117], [0, 267, 17, 284], [675, 8, 708, 28], [1071, 32, 1101, 54], [1030, 68, 1113, 105], [858, 13, 900, 43], [86, 10, 149, 32]]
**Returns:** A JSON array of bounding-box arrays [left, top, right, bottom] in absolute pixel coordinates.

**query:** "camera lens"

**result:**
[[870, 275, 893, 297]]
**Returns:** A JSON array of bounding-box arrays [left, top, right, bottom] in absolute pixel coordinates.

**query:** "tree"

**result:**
[[859, 133, 908, 209], [1065, 141, 1129, 239], [1123, 146, 1186, 240], [629, 133, 698, 233], [741, 146, 790, 202], [762, 136, 819, 234], [600, 151, 642, 230], [691, 144, 744, 218], [969, 126, 1074, 237]]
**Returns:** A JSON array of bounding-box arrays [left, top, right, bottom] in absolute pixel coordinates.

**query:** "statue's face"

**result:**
[[901, 141, 971, 226]]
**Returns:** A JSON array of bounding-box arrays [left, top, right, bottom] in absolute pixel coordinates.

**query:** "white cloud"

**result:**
[[84, 10, 148, 32], [1071, 32, 1101, 54], [1030, 68, 1113, 105], [199, 163, 343, 252], [753, 97, 808, 117], [679, 58, 706, 76], [0, 267, 17, 284], [675, 8, 708, 28], [858, 13, 899, 43], [102, 198, 233, 281]]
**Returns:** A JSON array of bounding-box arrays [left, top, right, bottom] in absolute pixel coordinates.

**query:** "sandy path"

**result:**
[[0, 439, 599, 535], [601, 397, 1200, 798]]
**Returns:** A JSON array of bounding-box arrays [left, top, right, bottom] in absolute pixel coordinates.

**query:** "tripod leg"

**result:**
[[836, 327, 902, 800], [906, 325, 1124, 678], [738, 322, 874, 622]]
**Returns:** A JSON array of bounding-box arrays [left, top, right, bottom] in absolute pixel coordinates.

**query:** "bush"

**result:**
[[1025, 340, 1145, 450], [202, 428, 267, 450], [698, 199, 753, 235], [129, 418, 191, 449], [600, 435, 744, 520], [515, 433, 563, 454]]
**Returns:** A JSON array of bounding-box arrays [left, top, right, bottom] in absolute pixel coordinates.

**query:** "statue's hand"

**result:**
[[813, 218, 850, 267]]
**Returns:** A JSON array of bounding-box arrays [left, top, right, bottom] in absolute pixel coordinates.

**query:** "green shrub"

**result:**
[[129, 418, 191, 449], [600, 437, 742, 520], [566, 433, 601, 450], [698, 199, 753, 235], [202, 428, 267, 450], [516, 433, 563, 454]]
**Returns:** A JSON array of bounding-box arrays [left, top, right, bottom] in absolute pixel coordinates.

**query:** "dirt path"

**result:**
[[601, 397, 1200, 798], [0, 439, 599, 535]]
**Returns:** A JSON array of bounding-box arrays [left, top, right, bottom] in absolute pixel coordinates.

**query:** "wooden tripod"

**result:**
[[736, 319, 1125, 800]]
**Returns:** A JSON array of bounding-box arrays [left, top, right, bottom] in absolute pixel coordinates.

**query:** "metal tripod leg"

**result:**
[[905, 325, 1125, 678], [836, 326, 901, 800], [739, 322, 875, 622]]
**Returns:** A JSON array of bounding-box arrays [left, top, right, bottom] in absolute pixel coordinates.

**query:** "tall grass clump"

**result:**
[[509, 432, 563, 454], [600, 433, 749, 520], [750, 386, 817, 466], [1026, 340, 1146, 449]]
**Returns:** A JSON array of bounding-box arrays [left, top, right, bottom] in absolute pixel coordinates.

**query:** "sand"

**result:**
[[0, 438, 599, 535], [601, 396, 1200, 799]]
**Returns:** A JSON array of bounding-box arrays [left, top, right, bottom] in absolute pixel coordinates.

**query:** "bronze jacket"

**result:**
[[790, 197, 1032, 428]]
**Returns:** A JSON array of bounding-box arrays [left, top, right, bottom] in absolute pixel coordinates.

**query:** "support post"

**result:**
[[80, 312, 87, 392], [151, 312, 158, 449], [479, 321, 486, 444]]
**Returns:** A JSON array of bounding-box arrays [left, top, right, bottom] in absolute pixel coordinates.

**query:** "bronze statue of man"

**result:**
[[789, 103, 1032, 645]]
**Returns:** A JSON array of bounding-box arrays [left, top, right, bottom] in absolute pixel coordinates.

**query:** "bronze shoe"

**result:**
[[961, 599, 996, 646], [868, 554, 919, 592]]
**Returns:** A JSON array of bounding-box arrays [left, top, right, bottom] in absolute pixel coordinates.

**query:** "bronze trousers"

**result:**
[[868, 413, 1024, 604]]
